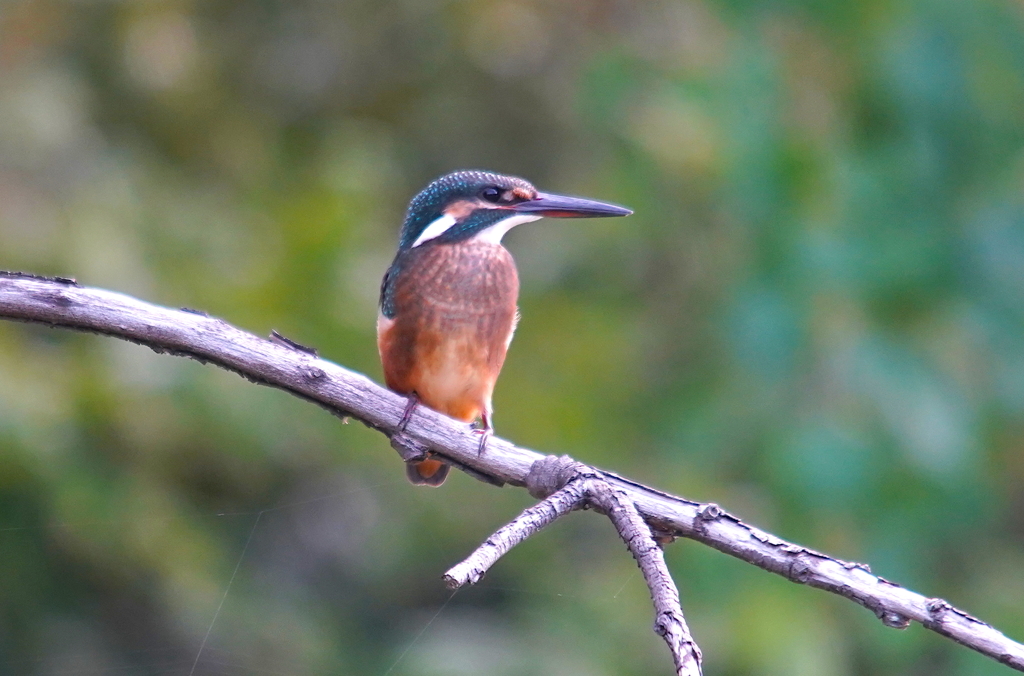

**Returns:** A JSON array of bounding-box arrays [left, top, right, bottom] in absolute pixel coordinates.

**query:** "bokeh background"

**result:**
[[1, 0, 1024, 674]]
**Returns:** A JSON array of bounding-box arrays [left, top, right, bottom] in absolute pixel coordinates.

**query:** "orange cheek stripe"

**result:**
[[444, 199, 479, 220]]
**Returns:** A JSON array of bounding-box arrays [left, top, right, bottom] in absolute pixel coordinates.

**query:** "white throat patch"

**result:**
[[471, 213, 542, 244], [411, 212, 542, 248]]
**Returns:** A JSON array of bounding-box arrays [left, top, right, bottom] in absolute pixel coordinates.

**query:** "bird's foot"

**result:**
[[391, 394, 428, 462], [472, 427, 492, 456], [397, 393, 419, 434], [473, 412, 493, 456], [471, 419, 491, 456]]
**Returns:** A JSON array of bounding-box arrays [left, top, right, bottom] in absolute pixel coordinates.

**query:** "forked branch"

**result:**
[[443, 475, 588, 588], [1, 271, 1022, 672], [445, 458, 701, 675]]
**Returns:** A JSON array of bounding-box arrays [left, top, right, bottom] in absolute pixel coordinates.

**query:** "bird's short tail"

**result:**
[[406, 458, 449, 487]]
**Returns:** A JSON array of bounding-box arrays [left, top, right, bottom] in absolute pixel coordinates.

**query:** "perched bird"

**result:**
[[378, 170, 632, 486]]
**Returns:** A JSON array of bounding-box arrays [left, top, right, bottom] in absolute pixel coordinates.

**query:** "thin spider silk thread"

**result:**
[[189, 511, 263, 676], [381, 588, 460, 676]]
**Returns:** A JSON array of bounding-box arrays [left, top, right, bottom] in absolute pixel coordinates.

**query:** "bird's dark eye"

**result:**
[[482, 187, 502, 203]]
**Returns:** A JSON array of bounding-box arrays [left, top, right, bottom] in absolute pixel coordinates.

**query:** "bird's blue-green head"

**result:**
[[397, 170, 632, 251]]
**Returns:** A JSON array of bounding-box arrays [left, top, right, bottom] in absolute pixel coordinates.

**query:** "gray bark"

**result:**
[[1, 271, 1022, 672]]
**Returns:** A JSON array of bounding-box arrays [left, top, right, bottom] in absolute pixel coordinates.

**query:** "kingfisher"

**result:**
[[378, 170, 632, 486]]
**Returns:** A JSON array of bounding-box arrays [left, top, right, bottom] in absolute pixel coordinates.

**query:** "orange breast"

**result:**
[[377, 240, 519, 423]]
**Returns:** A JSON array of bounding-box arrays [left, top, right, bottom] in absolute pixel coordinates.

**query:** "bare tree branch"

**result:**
[[587, 476, 702, 676], [443, 479, 588, 588], [444, 459, 702, 675], [1, 271, 1023, 672]]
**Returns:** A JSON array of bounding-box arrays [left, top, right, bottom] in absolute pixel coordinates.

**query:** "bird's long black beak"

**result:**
[[513, 191, 633, 218]]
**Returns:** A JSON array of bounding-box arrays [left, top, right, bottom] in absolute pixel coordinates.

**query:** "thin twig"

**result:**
[[1, 272, 1022, 671], [447, 460, 703, 675], [587, 478, 702, 676], [444, 480, 588, 588]]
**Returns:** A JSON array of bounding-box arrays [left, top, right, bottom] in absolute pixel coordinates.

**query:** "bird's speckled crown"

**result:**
[[398, 170, 534, 250]]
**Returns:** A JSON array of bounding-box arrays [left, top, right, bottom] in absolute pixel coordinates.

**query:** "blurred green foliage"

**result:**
[[1, 0, 1023, 674]]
